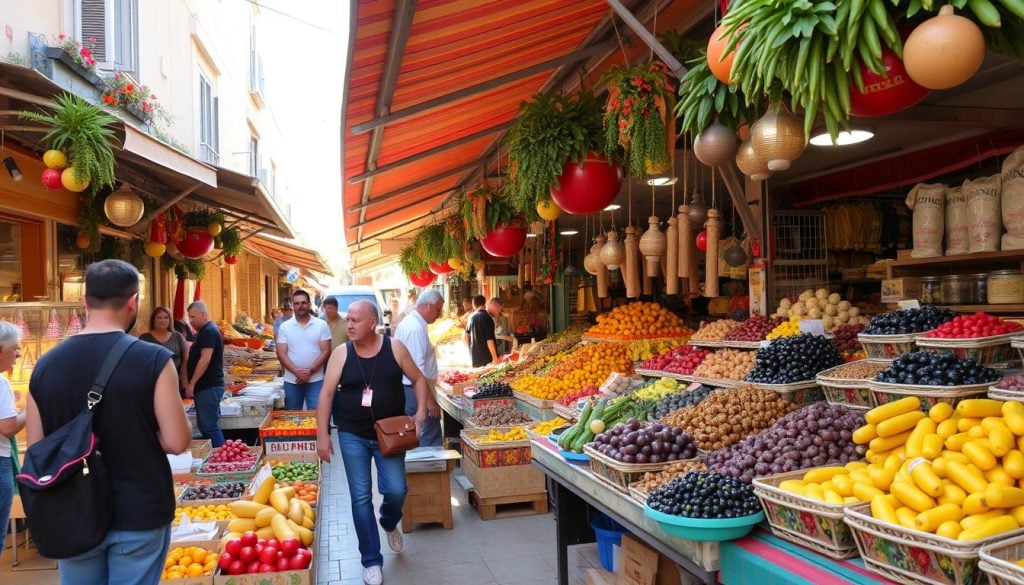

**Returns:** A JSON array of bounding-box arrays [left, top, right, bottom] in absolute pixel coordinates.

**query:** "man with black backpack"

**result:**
[[22, 259, 192, 583]]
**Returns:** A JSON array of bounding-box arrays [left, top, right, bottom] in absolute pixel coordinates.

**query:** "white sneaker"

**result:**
[[363, 565, 383, 585], [386, 527, 404, 552]]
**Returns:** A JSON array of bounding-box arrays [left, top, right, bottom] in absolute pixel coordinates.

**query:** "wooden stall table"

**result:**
[[402, 448, 462, 533]]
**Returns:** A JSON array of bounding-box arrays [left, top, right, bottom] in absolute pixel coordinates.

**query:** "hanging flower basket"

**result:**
[[409, 270, 436, 288], [176, 226, 215, 259], [479, 221, 527, 258], [549, 152, 622, 215]]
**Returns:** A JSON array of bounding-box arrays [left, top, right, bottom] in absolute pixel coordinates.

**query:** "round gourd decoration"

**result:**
[[693, 121, 739, 168], [751, 105, 806, 172], [903, 5, 985, 90]]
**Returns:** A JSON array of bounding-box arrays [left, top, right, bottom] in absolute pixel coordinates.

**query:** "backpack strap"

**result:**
[[86, 335, 138, 410]]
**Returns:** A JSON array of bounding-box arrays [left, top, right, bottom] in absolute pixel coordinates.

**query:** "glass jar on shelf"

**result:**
[[941, 275, 972, 305], [988, 270, 1024, 304], [970, 273, 989, 305], [919, 277, 942, 305]]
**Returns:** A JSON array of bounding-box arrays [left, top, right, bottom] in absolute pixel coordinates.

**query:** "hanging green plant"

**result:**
[[457, 185, 496, 239], [442, 215, 466, 260], [675, 58, 763, 138], [183, 258, 206, 280], [183, 209, 216, 228], [398, 243, 428, 276], [220, 226, 243, 257], [19, 92, 117, 191], [600, 61, 672, 179], [77, 192, 104, 253], [503, 91, 605, 215], [413, 224, 450, 263]]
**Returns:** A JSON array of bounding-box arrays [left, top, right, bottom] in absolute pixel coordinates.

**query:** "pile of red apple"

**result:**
[[441, 371, 471, 384], [639, 345, 710, 375], [219, 531, 312, 575], [201, 439, 259, 472], [922, 313, 1024, 339], [724, 316, 786, 342]]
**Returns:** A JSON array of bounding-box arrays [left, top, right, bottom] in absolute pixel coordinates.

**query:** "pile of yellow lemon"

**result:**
[[269, 416, 317, 430], [512, 343, 633, 401], [173, 503, 234, 524], [162, 546, 218, 580], [766, 320, 801, 340], [479, 427, 528, 443], [531, 417, 568, 435]]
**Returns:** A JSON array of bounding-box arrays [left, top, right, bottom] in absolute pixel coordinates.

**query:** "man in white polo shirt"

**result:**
[[394, 288, 443, 446], [276, 289, 331, 410]]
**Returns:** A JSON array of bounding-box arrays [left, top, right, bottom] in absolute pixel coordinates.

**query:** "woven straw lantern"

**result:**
[[751, 105, 806, 172], [599, 230, 625, 271], [735, 140, 772, 181], [639, 216, 666, 278], [593, 236, 609, 298], [693, 121, 739, 168], [583, 247, 599, 276], [103, 185, 145, 227]]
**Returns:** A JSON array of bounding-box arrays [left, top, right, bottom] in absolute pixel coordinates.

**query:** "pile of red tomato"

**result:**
[[218, 531, 312, 575]]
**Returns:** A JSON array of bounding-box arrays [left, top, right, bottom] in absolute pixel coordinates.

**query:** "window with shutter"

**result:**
[[199, 73, 220, 164], [78, 0, 109, 64], [76, 0, 138, 74]]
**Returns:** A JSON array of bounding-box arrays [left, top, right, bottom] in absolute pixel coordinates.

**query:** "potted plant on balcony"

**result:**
[[43, 34, 103, 87], [601, 61, 674, 179], [101, 73, 167, 125], [504, 91, 621, 216], [458, 186, 527, 258]]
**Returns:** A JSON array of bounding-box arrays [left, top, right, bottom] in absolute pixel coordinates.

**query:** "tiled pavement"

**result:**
[[1, 432, 560, 585]]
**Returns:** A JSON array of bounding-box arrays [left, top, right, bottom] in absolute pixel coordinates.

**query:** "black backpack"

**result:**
[[16, 335, 136, 559]]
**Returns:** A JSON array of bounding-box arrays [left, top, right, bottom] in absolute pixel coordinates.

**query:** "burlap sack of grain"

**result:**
[[963, 174, 1001, 253], [906, 183, 945, 258], [944, 185, 969, 255], [1001, 147, 1024, 250]]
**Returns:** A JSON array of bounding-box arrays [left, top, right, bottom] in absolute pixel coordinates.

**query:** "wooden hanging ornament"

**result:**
[[599, 230, 625, 271], [639, 216, 665, 278], [704, 208, 721, 297], [624, 226, 640, 299], [593, 235, 609, 298], [666, 150, 679, 295]]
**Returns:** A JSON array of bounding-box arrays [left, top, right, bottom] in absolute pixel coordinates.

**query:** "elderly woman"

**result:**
[[0, 320, 25, 555]]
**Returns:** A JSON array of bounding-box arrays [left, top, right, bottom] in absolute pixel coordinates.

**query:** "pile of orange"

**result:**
[[512, 343, 633, 400], [275, 479, 319, 504], [586, 302, 690, 340], [162, 546, 217, 580]]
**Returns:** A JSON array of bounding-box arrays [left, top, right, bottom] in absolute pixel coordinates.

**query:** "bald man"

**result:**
[[186, 301, 225, 446]]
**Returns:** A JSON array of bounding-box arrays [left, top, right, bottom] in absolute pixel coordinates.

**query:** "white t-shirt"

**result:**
[[0, 376, 17, 457], [276, 317, 331, 384], [394, 310, 437, 386]]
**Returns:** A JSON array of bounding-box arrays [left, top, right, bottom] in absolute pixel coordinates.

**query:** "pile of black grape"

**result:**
[[876, 351, 1000, 386], [591, 420, 698, 464], [706, 403, 865, 483], [181, 482, 247, 501], [863, 306, 955, 335], [471, 381, 513, 399], [745, 334, 841, 384], [650, 386, 716, 420], [647, 472, 761, 519]]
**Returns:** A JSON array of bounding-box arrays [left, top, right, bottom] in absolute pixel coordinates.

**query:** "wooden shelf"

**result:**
[[938, 304, 1024, 314], [887, 251, 1024, 279]]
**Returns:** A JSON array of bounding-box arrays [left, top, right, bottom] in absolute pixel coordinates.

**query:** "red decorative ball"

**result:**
[[696, 230, 709, 252], [849, 46, 929, 117], [408, 270, 436, 288], [41, 168, 63, 190], [224, 255, 238, 265], [479, 221, 527, 258], [176, 227, 215, 259], [428, 260, 455, 275], [549, 152, 622, 215]]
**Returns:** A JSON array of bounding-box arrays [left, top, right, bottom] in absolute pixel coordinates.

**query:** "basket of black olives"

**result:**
[[868, 351, 1000, 406], [643, 472, 764, 542], [857, 307, 957, 360], [582, 420, 700, 492]]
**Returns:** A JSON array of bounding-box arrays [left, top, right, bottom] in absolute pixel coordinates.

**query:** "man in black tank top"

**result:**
[[25, 259, 193, 585], [315, 301, 430, 585]]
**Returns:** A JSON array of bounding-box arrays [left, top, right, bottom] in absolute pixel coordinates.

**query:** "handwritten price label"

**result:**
[[266, 440, 317, 454]]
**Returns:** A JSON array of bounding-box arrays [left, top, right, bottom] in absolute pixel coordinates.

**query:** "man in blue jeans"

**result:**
[[277, 289, 332, 410], [186, 301, 226, 447]]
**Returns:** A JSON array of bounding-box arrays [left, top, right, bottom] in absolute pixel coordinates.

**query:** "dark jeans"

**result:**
[[195, 386, 225, 447], [338, 431, 407, 568], [0, 456, 11, 557]]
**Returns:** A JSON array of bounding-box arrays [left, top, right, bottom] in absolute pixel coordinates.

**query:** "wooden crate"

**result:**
[[461, 455, 545, 499], [468, 489, 548, 521], [259, 410, 318, 457], [402, 459, 456, 533], [460, 428, 533, 468]]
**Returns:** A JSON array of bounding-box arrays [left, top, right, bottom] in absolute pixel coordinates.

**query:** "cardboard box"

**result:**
[[586, 567, 618, 585], [881, 277, 921, 303], [460, 454, 545, 499], [259, 410, 318, 457], [619, 534, 681, 585], [164, 538, 221, 585]]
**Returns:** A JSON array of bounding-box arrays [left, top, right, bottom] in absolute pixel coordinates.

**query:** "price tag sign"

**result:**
[[799, 319, 826, 337], [898, 299, 921, 310]]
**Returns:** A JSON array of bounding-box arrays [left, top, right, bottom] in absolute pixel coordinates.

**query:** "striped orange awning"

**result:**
[[342, 0, 709, 269]]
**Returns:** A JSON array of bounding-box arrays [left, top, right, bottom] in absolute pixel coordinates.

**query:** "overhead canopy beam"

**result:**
[[719, 164, 763, 242], [353, 203, 459, 250], [129, 183, 202, 233], [605, 0, 686, 77], [350, 41, 616, 135], [347, 120, 514, 184], [356, 0, 417, 246], [882, 105, 1024, 130], [346, 160, 479, 213]]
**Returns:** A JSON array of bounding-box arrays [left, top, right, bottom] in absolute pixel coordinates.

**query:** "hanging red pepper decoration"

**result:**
[[173, 275, 186, 321], [194, 280, 202, 302]]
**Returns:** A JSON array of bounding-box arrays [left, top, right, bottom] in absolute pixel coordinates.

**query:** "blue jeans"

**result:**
[[338, 431, 407, 568], [404, 385, 441, 447], [195, 386, 225, 447], [59, 525, 170, 585], [0, 456, 11, 557], [284, 380, 324, 410]]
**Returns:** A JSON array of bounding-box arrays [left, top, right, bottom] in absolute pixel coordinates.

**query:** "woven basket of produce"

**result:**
[[816, 361, 890, 410], [979, 534, 1024, 585], [753, 468, 859, 559]]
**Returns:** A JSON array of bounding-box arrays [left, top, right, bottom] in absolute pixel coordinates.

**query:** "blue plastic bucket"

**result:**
[[590, 513, 626, 571]]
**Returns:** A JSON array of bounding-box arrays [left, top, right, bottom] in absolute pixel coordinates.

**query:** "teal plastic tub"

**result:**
[[643, 505, 764, 542]]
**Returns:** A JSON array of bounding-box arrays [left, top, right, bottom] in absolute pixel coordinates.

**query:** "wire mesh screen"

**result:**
[[770, 210, 828, 305]]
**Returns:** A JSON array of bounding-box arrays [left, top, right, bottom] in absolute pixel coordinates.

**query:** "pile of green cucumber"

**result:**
[[557, 396, 645, 453]]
